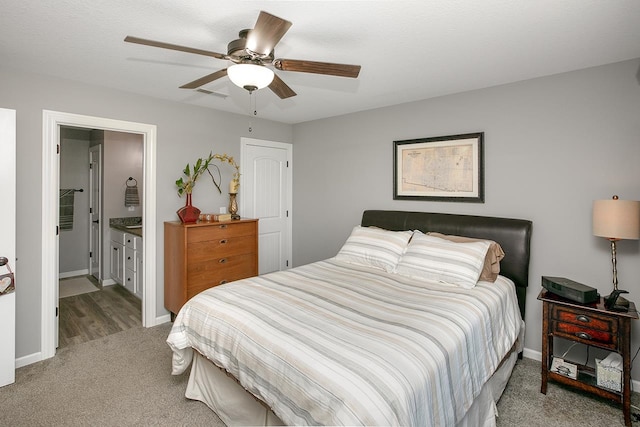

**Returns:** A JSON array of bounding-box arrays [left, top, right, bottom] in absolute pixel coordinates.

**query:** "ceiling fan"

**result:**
[[124, 11, 361, 99]]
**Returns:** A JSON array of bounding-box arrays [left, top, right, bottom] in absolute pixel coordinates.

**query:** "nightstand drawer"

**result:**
[[552, 306, 617, 333], [551, 320, 617, 348]]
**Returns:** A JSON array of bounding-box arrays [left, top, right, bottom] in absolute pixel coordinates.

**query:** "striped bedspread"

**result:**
[[167, 258, 523, 426]]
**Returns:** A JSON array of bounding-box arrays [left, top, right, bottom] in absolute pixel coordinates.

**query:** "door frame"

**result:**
[[0, 108, 16, 386], [88, 144, 101, 280], [41, 110, 157, 360], [240, 137, 293, 269]]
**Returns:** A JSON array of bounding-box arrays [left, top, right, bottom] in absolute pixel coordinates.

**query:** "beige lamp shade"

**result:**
[[593, 197, 640, 240]]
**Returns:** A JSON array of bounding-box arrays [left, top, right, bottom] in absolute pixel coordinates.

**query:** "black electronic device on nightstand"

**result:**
[[541, 276, 599, 304]]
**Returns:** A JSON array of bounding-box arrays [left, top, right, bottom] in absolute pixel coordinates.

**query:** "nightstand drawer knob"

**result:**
[[219, 239, 228, 244], [219, 258, 227, 264], [575, 332, 592, 340], [576, 315, 590, 323]]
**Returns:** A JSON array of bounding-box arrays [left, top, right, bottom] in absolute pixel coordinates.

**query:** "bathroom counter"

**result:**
[[109, 217, 143, 237]]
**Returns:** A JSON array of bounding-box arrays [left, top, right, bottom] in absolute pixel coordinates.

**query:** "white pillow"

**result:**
[[335, 226, 413, 272], [394, 232, 490, 288]]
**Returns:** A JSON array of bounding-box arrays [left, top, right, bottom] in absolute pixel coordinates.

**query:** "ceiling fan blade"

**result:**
[[269, 74, 297, 99], [180, 69, 228, 89], [124, 36, 226, 59], [274, 59, 361, 78], [246, 11, 292, 56]]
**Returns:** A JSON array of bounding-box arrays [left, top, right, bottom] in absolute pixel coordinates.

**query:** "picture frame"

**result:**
[[393, 132, 484, 203]]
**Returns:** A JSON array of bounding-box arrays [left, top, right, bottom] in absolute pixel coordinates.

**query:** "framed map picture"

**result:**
[[393, 132, 484, 202]]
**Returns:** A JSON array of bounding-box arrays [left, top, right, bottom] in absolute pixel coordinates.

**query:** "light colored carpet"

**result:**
[[497, 357, 638, 426], [0, 324, 223, 427], [59, 276, 99, 298], [0, 323, 637, 426]]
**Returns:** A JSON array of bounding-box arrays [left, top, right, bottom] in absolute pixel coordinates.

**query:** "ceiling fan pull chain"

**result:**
[[248, 91, 253, 132]]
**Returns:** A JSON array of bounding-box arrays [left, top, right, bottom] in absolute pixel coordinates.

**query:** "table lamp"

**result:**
[[592, 195, 640, 307]]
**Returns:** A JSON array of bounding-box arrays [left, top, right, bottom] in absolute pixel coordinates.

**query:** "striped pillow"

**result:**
[[336, 226, 413, 272], [394, 232, 490, 288]]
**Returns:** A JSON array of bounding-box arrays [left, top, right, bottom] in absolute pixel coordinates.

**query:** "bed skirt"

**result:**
[[185, 348, 519, 427]]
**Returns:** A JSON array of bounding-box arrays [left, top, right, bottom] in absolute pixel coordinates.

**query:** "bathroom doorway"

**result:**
[[57, 126, 145, 348], [42, 110, 158, 360]]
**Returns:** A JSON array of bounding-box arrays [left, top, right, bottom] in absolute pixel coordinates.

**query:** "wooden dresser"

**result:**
[[164, 219, 258, 316]]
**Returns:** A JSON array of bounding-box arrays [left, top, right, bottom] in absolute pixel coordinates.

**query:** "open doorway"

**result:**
[[41, 111, 158, 360], [57, 127, 145, 347]]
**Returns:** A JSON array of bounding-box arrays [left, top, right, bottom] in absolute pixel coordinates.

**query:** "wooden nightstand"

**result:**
[[539, 289, 638, 426]]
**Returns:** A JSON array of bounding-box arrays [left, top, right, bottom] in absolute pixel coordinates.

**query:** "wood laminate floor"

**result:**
[[58, 282, 141, 348]]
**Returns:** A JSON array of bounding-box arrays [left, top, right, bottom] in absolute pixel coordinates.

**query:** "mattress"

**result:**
[[167, 258, 524, 426]]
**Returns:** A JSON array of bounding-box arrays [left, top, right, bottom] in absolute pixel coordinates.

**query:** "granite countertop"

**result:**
[[109, 217, 143, 237]]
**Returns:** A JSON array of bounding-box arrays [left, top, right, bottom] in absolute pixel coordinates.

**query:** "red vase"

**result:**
[[177, 193, 200, 223]]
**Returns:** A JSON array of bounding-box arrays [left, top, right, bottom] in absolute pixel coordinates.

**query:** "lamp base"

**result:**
[[614, 294, 630, 307], [604, 289, 630, 312]]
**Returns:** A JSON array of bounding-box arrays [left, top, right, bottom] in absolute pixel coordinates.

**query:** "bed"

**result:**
[[167, 210, 532, 426]]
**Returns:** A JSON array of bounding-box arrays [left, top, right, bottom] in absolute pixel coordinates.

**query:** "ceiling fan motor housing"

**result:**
[[228, 29, 273, 63]]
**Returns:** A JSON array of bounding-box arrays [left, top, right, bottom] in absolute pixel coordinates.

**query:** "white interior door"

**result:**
[[241, 138, 292, 274], [0, 108, 16, 387], [89, 145, 101, 280]]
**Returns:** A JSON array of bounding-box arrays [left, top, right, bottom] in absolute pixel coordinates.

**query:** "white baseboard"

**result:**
[[154, 314, 171, 326], [15, 351, 42, 369], [522, 347, 542, 361], [101, 278, 116, 287], [58, 269, 89, 279]]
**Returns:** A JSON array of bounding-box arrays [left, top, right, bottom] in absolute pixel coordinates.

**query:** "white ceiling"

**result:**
[[2, 1, 639, 124]]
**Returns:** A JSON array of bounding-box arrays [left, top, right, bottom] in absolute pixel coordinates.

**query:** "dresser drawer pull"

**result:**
[[219, 224, 228, 229], [576, 315, 590, 323], [219, 280, 228, 285], [219, 239, 228, 244], [219, 258, 227, 264], [575, 332, 592, 340]]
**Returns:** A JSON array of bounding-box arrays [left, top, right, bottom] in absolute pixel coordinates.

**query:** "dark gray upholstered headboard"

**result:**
[[361, 210, 533, 319]]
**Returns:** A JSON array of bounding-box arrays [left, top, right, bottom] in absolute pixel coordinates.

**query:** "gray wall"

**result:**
[[101, 130, 144, 280], [59, 128, 91, 274], [292, 59, 640, 375], [0, 66, 292, 360]]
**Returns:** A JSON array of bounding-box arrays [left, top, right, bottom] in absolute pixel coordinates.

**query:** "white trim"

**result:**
[[59, 269, 89, 279], [240, 137, 293, 268], [15, 351, 42, 369], [102, 278, 117, 287], [0, 108, 16, 386], [522, 347, 542, 361], [155, 313, 172, 325], [41, 110, 157, 361]]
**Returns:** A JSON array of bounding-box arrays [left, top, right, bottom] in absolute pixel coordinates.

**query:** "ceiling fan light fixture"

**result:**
[[227, 63, 274, 92]]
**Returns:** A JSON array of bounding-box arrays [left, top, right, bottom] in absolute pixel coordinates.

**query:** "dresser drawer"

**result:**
[[551, 320, 617, 349], [187, 222, 256, 243], [552, 306, 617, 333], [187, 253, 257, 287], [187, 235, 256, 261], [125, 234, 141, 250], [125, 246, 136, 271]]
